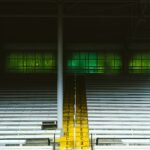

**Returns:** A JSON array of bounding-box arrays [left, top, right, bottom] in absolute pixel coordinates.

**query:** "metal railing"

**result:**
[[0, 135, 57, 148], [90, 134, 150, 149]]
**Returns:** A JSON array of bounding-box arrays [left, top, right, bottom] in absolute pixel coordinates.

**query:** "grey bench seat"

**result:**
[[0, 111, 56, 114], [0, 130, 60, 134], [0, 104, 57, 106], [0, 140, 26, 146], [88, 114, 150, 117], [0, 102, 57, 104], [0, 135, 60, 139], [0, 108, 57, 110], [0, 126, 41, 130], [0, 114, 57, 117], [121, 139, 150, 145], [91, 135, 150, 139], [0, 146, 53, 150], [88, 110, 150, 114], [0, 118, 57, 121], [87, 107, 150, 110], [89, 130, 150, 135], [94, 146, 150, 150], [88, 122, 150, 125], [87, 103, 150, 106], [87, 95, 150, 98], [88, 118, 150, 121], [89, 125, 150, 130], [0, 122, 42, 125], [87, 98, 150, 100]]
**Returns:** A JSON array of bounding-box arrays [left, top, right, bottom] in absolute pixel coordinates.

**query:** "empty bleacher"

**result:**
[[0, 146, 53, 150], [0, 80, 60, 148], [86, 76, 150, 149]]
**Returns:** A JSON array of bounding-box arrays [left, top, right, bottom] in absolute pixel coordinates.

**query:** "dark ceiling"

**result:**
[[0, 0, 150, 44]]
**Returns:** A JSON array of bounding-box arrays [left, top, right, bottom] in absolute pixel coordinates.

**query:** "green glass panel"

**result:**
[[67, 52, 98, 74], [80, 52, 87, 59], [72, 53, 80, 59], [7, 53, 56, 73], [129, 53, 150, 74], [89, 53, 97, 59], [67, 52, 121, 74], [104, 54, 121, 74], [97, 55, 104, 73]]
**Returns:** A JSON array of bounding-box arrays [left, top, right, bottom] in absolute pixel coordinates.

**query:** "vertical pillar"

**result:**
[[122, 44, 130, 76], [57, 0, 63, 129]]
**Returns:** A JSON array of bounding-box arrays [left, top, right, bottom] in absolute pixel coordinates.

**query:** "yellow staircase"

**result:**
[[59, 76, 90, 150]]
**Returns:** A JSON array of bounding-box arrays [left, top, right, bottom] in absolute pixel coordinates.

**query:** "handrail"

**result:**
[[91, 134, 94, 150], [96, 137, 150, 145], [88, 134, 150, 148], [53, 133, 55, 150], [0, 137, 53, 146]]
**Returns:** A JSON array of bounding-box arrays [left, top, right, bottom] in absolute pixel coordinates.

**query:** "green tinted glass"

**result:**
[[129, 53, 150, 74], [7, 53, 56, 73], [67, 52, 121, 74]]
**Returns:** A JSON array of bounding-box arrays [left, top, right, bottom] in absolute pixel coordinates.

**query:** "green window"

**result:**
[[67, 52, 122, 74], [129, 53, 150, 73], [7, 53, 56, 73], [67, 52, 97, 73]]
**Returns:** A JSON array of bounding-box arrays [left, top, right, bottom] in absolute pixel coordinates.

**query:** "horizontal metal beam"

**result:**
[[64, 16, 139, 18], [0, 0, 149, 4], [0, 0, 140, 4], [130, 37, 150, 40], [0, 15, 56, 18], [0, 15, 146, 18], [63, 0, 138, 4], [0, 0, 56, 2]]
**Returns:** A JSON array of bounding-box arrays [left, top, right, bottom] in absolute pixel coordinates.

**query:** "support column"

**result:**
[[122, 43, 130, 76], [57, 1, 63, 130]]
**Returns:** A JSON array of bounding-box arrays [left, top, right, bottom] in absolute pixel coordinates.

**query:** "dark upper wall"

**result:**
[[0, 0, 149, 82], [0, 0, 150, 45]]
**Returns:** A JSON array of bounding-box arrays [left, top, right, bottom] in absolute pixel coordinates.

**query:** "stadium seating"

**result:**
[[0, 146, 53, 150], [86, 76, 150, 149], [0, 81, 60, 148]]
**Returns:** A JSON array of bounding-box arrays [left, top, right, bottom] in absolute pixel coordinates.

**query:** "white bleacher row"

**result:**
[[0, 85, 60, 147], [86, 77, 150, 148], [0, 146, 53, 150], [0, 134, 60, 139], [94, 146, 150, 150]]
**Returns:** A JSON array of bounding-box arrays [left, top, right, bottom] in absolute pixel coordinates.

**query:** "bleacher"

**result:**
[[0, 146, 53, 150], [86, 76, 150, 149], [0, 80, 60, 149]]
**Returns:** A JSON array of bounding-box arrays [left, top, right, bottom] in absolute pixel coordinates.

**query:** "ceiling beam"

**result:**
[[1, 15, 150, 18], [0, 0, 56, 2], [64, 0, 138, 3], [130, 0, 149, 39], [0, 0, 139, 4]]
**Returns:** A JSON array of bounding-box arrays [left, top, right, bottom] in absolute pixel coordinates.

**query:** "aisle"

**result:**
[[59, 77, 90, 150]]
